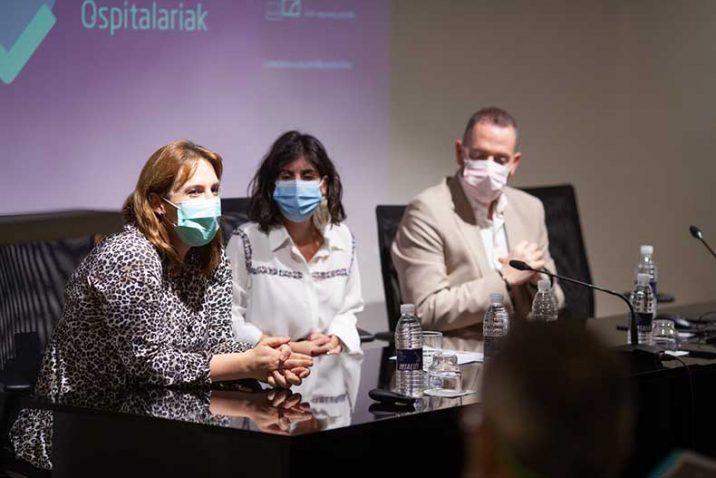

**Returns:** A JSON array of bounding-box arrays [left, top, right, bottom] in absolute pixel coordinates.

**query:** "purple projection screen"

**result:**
[[0, 0, 390, 217]]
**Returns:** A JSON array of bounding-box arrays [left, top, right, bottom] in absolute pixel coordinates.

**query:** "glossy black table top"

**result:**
[[5, 303, 716, 476], [12, 343, 482, 436], [5, 342, 482, 477]]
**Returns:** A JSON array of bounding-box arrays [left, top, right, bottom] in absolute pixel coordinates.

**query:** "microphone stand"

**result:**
[[509, 260, 662, 371]]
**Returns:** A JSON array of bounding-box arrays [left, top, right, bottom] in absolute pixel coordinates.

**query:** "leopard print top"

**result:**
[[33, 224, 251, 398]]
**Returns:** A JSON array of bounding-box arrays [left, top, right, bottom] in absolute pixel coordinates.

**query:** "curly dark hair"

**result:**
[[248, 131, 346, 232]]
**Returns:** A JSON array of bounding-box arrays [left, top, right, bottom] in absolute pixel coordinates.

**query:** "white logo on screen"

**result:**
[[265, 0, 301, 21]]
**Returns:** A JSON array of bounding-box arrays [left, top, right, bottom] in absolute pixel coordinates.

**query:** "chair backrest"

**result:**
[[520, 184, 594, 319], [220, 197, 251, 244], [375, 205, 407, 331], [0, 237, 101, 369], [375, 184, 594, 332], [0, 211, 122, 387]]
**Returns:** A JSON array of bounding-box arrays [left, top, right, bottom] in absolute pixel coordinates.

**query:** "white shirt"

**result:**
[[460, 178, 510, 271], [226, 222, 364, 354]]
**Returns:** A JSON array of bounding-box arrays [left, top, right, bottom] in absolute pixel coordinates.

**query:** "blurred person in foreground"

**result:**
[[465, 322, 634, 478]]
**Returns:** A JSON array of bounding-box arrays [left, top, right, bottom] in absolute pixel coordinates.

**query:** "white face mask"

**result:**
[[460, 158, 510, 204]]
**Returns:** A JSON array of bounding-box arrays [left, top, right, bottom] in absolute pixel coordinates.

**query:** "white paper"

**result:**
[[447, 349, 484, 364]]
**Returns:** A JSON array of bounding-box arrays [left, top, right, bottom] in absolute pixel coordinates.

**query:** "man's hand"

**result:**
[[498, 241, 545, 287]]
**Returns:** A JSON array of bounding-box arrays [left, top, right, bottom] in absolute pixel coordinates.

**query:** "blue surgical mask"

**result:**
[[163, 197, 221, 247], [272, 180, 322, 223]]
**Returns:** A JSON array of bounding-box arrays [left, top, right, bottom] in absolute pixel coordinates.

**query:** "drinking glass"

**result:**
[[652, 319, 677, 351], [425, 352, 462, 397], [422, 331, 443, 371]]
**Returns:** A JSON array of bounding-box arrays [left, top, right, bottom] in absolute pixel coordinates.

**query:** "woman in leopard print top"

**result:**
[[33, 140, 313, 397], [10, 140, 313, 470]]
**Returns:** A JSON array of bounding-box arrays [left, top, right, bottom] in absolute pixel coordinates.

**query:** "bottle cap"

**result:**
[[636, 273, 650, 285], [537, 279, 551, 292], [490, 293, 504, 304], [640, 245, 654, 255], [400, 304, 415, 315]]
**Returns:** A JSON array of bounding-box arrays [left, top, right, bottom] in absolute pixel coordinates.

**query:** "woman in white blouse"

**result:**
[[226, 131, 364, 356]]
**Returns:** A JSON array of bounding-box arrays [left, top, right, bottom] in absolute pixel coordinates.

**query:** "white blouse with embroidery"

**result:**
[[225, 222, 364, 354]]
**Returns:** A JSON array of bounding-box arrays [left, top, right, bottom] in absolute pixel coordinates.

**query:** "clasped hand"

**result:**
[[251, 337, 313, 388], [288, 333, 343, 356], [498, 241, 545, 287]]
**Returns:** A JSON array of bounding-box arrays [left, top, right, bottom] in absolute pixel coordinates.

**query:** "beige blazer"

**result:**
[[391, 177, 565, 335]]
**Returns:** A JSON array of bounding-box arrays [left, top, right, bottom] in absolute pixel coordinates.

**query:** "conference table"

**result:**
[[3, 302, 716, 478]]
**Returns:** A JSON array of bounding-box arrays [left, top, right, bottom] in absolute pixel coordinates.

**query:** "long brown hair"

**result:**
[[122, 140, 224, 276]]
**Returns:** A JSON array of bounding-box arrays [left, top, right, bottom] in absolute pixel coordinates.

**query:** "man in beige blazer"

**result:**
[[391, 107, 565, 336]]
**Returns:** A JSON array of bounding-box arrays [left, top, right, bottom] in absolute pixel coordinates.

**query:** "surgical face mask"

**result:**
[[461, 159, 510, 204], [272, 179, 322, 223], [162, 197, 221, 247]]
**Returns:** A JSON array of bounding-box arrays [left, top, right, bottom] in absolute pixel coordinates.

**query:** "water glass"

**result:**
[[426, 352, 462, 397], [422, 331, 443, 371], [652, 319, 677, 351]]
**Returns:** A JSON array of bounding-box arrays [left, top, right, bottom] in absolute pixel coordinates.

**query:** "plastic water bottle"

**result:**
[[483, 293, 510, 359], [531, 279, 558, 322], [635, 245, 657, 298], [629, 273, 656, 345], [395, 304, 424, 397]]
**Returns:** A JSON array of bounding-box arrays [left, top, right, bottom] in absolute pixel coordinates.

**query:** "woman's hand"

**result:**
[[245, 338, 313, 387], [288, 340, 317, 356], [209, 338, 312, 385], [289, 334, 343, 356], [309, 333, 343, 355]]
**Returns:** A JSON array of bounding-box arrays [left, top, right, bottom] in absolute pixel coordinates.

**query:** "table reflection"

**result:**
[[222, 352, 363, 434], [8, 352, 363, 470]]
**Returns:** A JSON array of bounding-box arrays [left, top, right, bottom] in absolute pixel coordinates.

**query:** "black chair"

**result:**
[[375, 206, 407, 336], [521, 185, 594, 320], [220, 197, 252, 245], [221, 198, 374, 343], [0, 233, 105, 459], [375, 184, 594, 338], [0, 236, 97, 389], [0, 211, 123, 377]]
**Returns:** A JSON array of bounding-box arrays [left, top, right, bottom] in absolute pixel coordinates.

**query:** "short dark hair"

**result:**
[[248, 131, 346, 232], [476, 322, 633, 478], [462, 106, 518, 146]]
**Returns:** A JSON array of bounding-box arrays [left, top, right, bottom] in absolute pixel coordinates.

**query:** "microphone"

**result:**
[[509, 260, 639, 344], [508, 260, 663, 371], [689, 225, 716, 261]]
